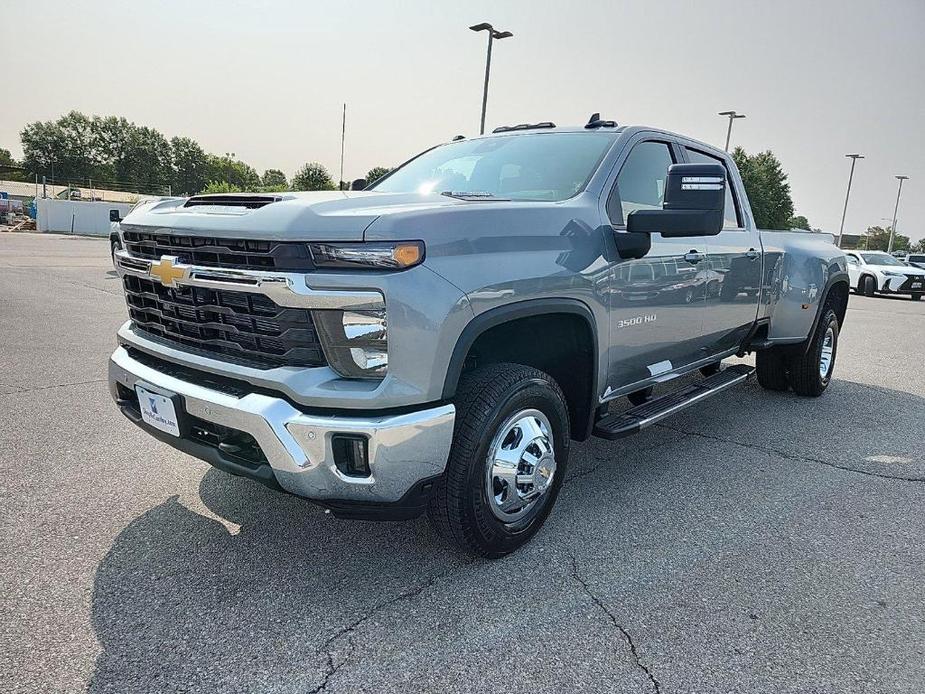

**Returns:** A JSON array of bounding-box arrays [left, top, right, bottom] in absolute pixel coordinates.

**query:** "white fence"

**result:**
[[36, 199, 134, 236]]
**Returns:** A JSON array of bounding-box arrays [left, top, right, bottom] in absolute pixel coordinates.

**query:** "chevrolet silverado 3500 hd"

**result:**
[[110, 120, 849, 557]]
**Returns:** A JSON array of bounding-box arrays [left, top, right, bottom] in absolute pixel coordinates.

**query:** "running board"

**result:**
[[593, 364, 755, 440]]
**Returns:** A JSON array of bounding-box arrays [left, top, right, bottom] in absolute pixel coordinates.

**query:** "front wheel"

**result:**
[[787, 309, 839, 397], [912, 292, 922, 302], [428, 363, 570, 558], [860, 275, 876, 297]]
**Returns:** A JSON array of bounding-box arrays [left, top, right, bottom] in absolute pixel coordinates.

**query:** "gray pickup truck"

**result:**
[[109, 119, 849, 557]]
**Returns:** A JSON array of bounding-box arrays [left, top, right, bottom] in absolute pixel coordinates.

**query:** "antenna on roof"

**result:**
[[452, 135, 465, 141], [585, 113, 618, 129]]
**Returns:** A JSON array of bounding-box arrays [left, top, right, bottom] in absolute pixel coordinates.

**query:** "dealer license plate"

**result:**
[[135, 385, 181, 437]]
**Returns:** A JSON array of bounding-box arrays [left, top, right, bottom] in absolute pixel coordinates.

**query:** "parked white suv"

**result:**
[[845, 250, 925, 300]]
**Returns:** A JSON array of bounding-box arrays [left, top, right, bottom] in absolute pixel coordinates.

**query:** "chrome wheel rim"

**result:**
[[485, 409, 556, 522], [819, 326, 835, 378]]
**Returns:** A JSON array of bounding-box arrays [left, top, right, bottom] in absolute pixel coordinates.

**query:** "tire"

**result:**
[[756, 349, 790, 392], [627, 386, 653, 406], [699, 362, 721, 377], [860, 275, 876, 297], [428, 363, 570, 558], [912, 293, 922, 301], [111, 239, 121, 265], [787, 308, 839, 397]]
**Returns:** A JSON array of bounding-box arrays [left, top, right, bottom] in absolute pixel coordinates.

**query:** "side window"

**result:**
[[846, 254, 859, 266], [609, 141, 674, 225], [685, 148, 740, 229]]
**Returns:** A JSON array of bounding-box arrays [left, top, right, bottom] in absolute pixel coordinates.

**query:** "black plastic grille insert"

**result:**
[[123, 274, 327, 369], [122, 230, 315, 272]]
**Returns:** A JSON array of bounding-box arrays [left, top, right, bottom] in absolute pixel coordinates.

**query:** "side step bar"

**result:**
[[593, 364, 755, 440]]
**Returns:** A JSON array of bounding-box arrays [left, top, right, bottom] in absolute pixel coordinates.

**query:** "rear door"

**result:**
[[684, 146, 762, 354], [604, 138, 712, 392]]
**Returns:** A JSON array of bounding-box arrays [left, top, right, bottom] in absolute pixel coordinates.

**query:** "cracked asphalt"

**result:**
[[2, 232, 924, 693]]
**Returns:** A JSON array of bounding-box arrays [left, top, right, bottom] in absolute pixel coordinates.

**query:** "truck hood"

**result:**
[[119, 190, 475, 241]]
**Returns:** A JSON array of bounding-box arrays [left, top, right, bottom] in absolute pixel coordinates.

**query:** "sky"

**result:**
[[2, 0, 923, 240]]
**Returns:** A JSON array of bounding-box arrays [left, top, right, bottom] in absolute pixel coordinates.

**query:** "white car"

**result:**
[[845, 250, 925, 300]]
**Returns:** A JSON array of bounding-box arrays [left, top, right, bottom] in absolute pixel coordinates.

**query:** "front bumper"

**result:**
[[109, 346, 455, 518], [882, 274, 925, 293]]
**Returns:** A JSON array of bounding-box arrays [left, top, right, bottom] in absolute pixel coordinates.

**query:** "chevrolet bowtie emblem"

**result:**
[[149, 256, 188, 287]]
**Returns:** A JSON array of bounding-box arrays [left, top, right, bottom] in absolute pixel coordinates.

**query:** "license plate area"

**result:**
[[135, 383, 185, 438]]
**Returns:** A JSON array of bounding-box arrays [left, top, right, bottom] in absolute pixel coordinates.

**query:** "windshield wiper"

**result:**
[[440, 191, 509, 201]]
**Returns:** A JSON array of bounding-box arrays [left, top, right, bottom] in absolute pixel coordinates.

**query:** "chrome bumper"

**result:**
[[109, 346, 455, 504]]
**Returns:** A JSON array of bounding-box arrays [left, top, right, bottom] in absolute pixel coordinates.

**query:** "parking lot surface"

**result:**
[[2, 232, 924, 694]]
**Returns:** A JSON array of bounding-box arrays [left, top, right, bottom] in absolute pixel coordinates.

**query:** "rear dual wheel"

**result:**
[[756, 308, 839, 397]]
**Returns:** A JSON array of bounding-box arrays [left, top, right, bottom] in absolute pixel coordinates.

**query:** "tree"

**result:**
[[787, 215, 811, 230], [365, 166, 392, 185], [731, 147, 794, 230], [202, 180, 243, 194], [205, 154, 260, 191], [862, 226, 910, 252], [21, 111, 96, 181], [0, 147, 26, 181], [170, 136, 209, 195], [261, 169, 288, 189], [292, 162, 335, 191], [912, 238, 925, 253]]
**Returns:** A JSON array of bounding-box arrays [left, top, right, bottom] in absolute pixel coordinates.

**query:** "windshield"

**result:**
[[860, 252, 906, 266], [908, 255, 925, 263], [370, 132, 615, 201]]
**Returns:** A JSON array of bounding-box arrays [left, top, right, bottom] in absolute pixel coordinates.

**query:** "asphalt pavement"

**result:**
[[1, 232, 923, 694]]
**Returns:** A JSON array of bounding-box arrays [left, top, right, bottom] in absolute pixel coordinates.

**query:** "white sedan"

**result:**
[[845, 250, 925, 300]]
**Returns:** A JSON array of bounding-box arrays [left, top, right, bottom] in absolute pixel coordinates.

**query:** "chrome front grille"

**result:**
[[121, 231, 315, 272], [123, 275, 327, 369]]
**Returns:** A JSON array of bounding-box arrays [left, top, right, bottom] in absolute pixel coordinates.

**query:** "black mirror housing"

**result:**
[[351, 178, 368, 190], [109, 209, 122, 222], [626, 163, 726, 237]]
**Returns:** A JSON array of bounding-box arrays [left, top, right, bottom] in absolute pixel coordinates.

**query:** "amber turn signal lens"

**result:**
[[393, 243, 422, 268]]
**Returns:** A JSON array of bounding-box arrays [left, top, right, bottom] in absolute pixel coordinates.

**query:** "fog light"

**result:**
[[332, 434, 370, 477]]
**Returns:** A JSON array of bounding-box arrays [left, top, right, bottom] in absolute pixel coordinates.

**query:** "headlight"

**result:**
[[314, 308, 388, 379], [882, 270, 904, 277], [308, 241, 424, 270]]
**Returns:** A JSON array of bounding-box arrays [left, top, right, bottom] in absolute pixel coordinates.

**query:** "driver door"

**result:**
[[604, 138, 712, 393]]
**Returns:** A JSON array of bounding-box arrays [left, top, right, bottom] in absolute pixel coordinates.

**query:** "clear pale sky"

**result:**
[[2, 0, 923, 240]]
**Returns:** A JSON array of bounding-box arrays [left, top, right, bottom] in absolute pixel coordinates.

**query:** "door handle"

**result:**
[[683, 251, 704, 264], [745, 248, 760, 261]]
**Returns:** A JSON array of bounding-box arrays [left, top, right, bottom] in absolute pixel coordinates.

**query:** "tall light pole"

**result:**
[[836, 154, 864, 248], [470, 22, 513, 135], [888, 175, 909, 253], [718, 110, 746, 151]]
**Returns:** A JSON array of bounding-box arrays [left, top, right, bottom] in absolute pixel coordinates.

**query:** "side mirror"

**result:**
[[109, 209, 122, 222], [626, 163, 725, 237], [351, 178, 367, 190]]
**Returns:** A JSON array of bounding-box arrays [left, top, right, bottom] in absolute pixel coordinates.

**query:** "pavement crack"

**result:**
[[0, 378, 107, 397], [564, 437, 676, 484], [310, 563, 472, 692], [568, 554, 662, 694], [657, 424, 925, 483], [310, 636, 356, 694]]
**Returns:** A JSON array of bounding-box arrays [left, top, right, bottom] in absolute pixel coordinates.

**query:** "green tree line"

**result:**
[[3, 111, 392, 196]]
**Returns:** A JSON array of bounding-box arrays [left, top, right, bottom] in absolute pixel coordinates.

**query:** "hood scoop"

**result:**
[[183, 194, 282, 210]]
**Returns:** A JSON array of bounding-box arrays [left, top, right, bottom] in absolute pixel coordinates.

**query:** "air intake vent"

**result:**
[[183, 195, 281, 209]]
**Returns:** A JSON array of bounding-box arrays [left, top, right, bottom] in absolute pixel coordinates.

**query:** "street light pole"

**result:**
[[718, 110, 746, 151], [888, 175, 909, 253], [470, 23, 513, 135], [836, 154, 864, 248]]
